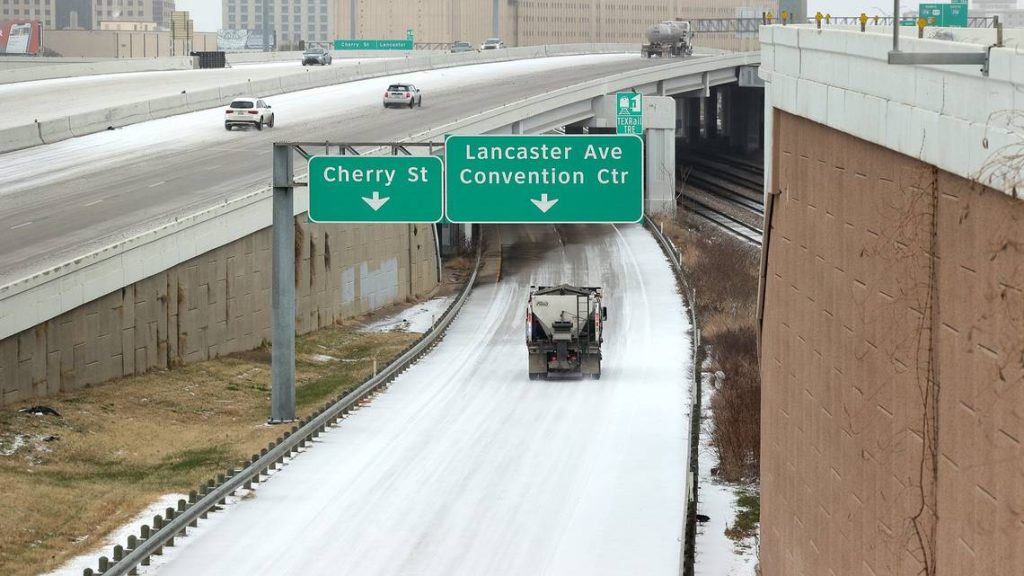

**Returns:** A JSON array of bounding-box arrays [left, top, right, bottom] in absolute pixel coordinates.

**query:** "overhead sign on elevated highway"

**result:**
[[308, 156, 443, 223], [444, 135, 644, 223]]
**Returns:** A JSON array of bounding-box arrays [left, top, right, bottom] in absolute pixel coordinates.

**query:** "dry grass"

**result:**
[[0, 322, 419, 575], [654, 214, 761, 482]]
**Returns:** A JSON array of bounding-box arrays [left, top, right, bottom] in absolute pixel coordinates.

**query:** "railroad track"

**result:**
[[682, 196, 763, 246], [678, 151, 766, 247]]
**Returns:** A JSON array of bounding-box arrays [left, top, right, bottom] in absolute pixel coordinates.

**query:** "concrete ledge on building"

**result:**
[[759, 24, 1024, 198]]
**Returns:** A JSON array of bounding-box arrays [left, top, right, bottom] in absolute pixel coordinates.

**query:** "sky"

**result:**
[[173, 0, 222, 32]]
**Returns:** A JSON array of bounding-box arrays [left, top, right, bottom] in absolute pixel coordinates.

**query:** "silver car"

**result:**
[[451, 40, 473, 53], [302, 47, 332, 66], [383, 83, 422, 109], [480, 37, 505, 50]]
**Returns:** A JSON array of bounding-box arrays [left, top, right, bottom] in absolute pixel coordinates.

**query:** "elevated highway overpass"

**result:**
[[0, 49, 760, 405]]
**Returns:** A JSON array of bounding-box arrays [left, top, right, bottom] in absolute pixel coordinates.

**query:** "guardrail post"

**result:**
[[271, 143, 297, 423]]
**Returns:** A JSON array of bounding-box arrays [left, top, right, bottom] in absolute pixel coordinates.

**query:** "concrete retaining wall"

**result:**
[[0, 44, 639, 155], [760, 110, 1024, 576], [0, 217, 438, 407]]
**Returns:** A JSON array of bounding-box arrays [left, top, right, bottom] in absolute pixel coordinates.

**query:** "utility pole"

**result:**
[[262, 0, 270, 51], [492, 0, 499, 37], [351, 0, 357, 39]]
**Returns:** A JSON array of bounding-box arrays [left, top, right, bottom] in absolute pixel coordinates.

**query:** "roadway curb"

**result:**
[[644, 215, 702, 576]]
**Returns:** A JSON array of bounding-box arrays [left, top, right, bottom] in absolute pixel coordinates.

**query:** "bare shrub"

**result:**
[[709, 326, 761, 481], [655, 215, 762, 482]]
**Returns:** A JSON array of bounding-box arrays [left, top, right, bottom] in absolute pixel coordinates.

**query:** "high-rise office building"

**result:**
[[55, 0, 93, 29], [93, 0, 154, 23], [1, 0, 57, 28], [152, 0, 175, 28], [223, 0, 335, 47], [330, 0, 780, 48]]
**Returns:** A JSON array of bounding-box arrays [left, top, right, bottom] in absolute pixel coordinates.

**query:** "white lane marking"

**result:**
[[84, 198, 103, 207], [10, 221, 33, 230], [147, 181, 167, 188]]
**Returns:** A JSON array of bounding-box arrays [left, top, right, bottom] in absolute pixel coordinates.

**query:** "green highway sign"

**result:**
[[918, 2, 968, 27], [335, 29, 414, 50], [444, 135, 644, 223], [616, 92, 643, 135], [308, 156, 443, 223]]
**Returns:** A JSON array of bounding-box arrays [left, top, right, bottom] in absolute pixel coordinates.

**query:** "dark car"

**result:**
[[302, 47, 332, 66]]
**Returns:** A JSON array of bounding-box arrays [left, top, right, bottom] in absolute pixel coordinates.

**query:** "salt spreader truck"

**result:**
[[526, 284, 606, 379]]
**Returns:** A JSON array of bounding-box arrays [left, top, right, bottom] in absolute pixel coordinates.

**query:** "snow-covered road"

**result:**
[[150, 223, 692, 576]]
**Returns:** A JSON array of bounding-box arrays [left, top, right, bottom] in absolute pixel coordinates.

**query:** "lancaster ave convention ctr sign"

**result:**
[[444, 135, 644, 223]]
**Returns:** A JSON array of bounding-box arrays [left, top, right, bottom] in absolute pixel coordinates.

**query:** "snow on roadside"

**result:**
[[40, 294, 456, 575], [359, 296, 453, 334], [44, 493, 188, 576], [694, 371, 759, 576]]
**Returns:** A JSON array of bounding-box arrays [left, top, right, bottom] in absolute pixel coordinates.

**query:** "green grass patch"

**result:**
[[296, 369, 364, 407], [725, 490, 760, 541], [25, 446, 234, 488]]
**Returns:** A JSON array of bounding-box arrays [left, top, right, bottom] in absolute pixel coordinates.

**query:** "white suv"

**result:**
[[225, 98, 275, 131]]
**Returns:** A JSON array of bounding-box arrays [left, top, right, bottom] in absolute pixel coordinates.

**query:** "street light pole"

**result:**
[[893, 0, 900, 52]]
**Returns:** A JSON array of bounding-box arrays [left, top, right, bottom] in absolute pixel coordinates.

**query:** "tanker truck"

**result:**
[[526, 284, 606, 380], [641, 20, 694, 58]]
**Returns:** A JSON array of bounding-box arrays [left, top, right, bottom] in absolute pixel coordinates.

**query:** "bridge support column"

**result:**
[[727, 86, 764, 154], [587, 94, 677, 217], [684, 97, 701, 144], [703, 87, 719, 141], [646, 124, 676, 216]]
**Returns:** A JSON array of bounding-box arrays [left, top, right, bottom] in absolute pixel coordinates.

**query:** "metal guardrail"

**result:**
[[690, 18, 763, 35], [802, 15, 997, 28], [84, 246, 482, 576]]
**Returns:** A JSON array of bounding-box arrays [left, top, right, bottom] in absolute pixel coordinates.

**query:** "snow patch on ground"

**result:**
[[0, 433, 26, 456], [44, 493, 188, 576], [360, 296, 453, 334], [694, 371, 760, 576]]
